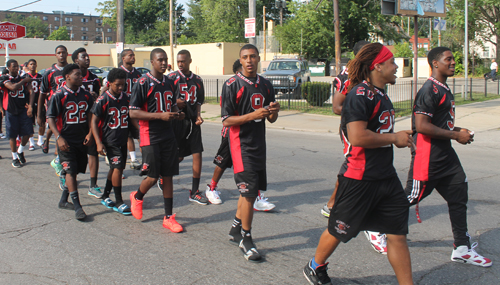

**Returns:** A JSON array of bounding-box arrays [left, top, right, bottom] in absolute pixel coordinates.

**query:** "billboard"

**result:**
[[397, 0, 446, 17]]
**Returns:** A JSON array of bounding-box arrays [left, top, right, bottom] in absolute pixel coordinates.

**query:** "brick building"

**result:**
[[0, 10, 115, 43]]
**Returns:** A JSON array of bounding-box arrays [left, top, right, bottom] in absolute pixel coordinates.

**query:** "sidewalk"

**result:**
[[202, 98, 500, 134]]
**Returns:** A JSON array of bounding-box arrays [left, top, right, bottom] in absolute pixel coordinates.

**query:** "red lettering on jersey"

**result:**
[[179, 83, 197, 104], [376, 110, 394, 134], [139, 77, 146, 85], [250, 93, 264, 110], [66, 101, 88, 124], [356, 87, 364, 96], [447, 100, 455, 130], [433, 84, 438, 94], [55, 75, 64, 88], [226, 77, 236, 86], [108, 106, 129, 129], [8, 85, 25, 98]]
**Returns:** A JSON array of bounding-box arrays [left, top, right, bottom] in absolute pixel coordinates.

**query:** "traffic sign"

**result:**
[[433, 19, 446, 31], [116, 42, 124, 54], [0, 22, 26, 41], [245, 18, 256, 39]]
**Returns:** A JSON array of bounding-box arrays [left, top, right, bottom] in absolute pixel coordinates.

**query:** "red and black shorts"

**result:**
[[140, 138, 179, 179], [213, 135, 232, 169], [234, 169, 267, 198], [58, 143, 88, 175], [328, 175, 409, 243], [104, 143, 127, 169]]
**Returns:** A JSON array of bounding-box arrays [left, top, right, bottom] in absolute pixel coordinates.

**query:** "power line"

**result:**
[[5, 0, 42, 12]]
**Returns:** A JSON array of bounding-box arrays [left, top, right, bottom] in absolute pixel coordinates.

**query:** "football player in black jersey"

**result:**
[[91, 68, 136, 215], [221, 44, 280, 262], [129, 48, 186, 233], [73, 47, 103, 199], [303, 43, 414, 285], [168, 49, 209, 205], [26, 59, 43, 151], [0, 59, 34, 168], [47, 64, 95, 220]]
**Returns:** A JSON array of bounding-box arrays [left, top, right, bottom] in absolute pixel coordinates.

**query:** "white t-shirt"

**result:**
[[491, 61, 498, 70]]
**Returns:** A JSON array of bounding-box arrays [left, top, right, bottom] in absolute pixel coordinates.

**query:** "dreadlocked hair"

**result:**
[[347, 43, 384, 93]]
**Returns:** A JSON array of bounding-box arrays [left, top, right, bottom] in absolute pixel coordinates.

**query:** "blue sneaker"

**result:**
[[88, 185, 103, 198], [59, 176, 68, 191], [101, 198, 116, 209], [113, 203, 132, 215], [51, 158, 63, 176]]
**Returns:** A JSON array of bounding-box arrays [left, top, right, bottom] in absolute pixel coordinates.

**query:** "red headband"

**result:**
[[369, 46, 393, 70]]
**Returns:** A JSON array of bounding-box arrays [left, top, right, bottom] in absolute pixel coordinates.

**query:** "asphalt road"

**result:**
[[0, 122, 498, 284]]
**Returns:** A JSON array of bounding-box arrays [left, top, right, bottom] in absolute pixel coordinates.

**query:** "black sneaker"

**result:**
[[42, 140, 49, 154], [58, 202, 75, 210], [18, 152, 26, 164], [189, 191, 209, 205], [303, 260, 331, 285], [75, 208, 87, 220], [239, 236, 262, 262], [12, 158, 22, 168]]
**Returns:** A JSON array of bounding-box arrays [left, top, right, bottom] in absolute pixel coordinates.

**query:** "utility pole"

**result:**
[[174, 9, 177, 46], [333, 0, 340, 76], [117, 0, 124, 66], [170, 0, 174, 69], [263, 6, 266, 61], [438, 17, 441, 46], [249, 0, 256, 45], [464, 0, 469, 99]]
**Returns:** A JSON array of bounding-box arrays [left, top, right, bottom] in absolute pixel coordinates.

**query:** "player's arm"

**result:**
[[3, 77, 31, 91], [346, 120, 413, 149], [0, 91, 4, 115], [195, 103, 203, 125], [332, 90, 346, 115], [90, 114, 105, 154], [83, 112, 94, 146], [47, 96, 69, 152], [26, 83, 33, 117], [267, 101, 280, 123], [414, 114, 472, 144]]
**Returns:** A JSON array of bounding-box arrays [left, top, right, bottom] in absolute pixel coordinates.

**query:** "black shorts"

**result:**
[[234, 170, 267, 198], [104, 143, 127, 169], [405, 170, 467, 205], [128, 122, 140, 139], [213, 135, 232, 169], [58, 143, 88, 175], [328, 175, 409, 243], [174, 119, 203, 157], [5, 110, 34, 139], [141, 138, 179, 179], [86, 141, 98, 156]]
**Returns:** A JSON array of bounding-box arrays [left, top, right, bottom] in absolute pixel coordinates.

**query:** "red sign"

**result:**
[[0, 22, 26, 41], [245, 18, 256, 38]]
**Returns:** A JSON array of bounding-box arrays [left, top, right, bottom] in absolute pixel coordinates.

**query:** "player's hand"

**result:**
[[90, 91, 98, 100], [83, 133, 94, 146], [177, 112, 185, 120], [160, 112, 180, 121], [0, 109, 4, 116], [26, 104, 33, 117], [176, 98, 186, 110], [457, 128, 474, 144], [57, 136, 69, 152], [96, 142, 106, 156], [195, 115, 203, 125], [394, 130, 413, 148], [268, 102, 280, 114], [22, 77, 32, 84], [252, 107, 271, 120]]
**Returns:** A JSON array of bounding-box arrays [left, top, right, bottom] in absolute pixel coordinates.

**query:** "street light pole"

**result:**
[[334, 0, 340, 76], [170, 0, 174, 69], [249, 0, 256, 45], [464, 0, 469, 99]]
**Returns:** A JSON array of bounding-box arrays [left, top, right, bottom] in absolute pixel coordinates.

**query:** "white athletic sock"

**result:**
[[129, 151, 136, 161], [29, 137, 35, 146], [17, 145, 24, 153], [38, 135, 44, 144], [12, 152, 18, 160]]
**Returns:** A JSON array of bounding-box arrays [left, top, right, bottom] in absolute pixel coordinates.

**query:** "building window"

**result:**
[[43, 16, 48, 21], [71, 33, 74, 39], [81, 36, 88, 40], [54, 26, 59, 30], [81, 27, 88, 31], [55, 16, 59, 21], [483, 47, 489, 58], [96, 36, 102, 41], [96, 27, 102, 32], [81, 18, 89, 23], [65, 17, 72, 22], [107, 28, 112, 33], [67, 26, 72, 31], [106, 36, 112, 42], [96, 19, 103, 24]]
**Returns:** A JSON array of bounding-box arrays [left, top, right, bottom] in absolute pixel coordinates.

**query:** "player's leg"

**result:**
[[6, 112, 21, 167], [111, 145, 130, 214], [59, 145, 88, 220], [29, 107, 36, 150], [130, 144, 160, 220], [128, 126, 141, 169], [188, 152, 208, 205], [321, 179, 339, 218], [386, 234, 413, 285], [17, 111, 34, 165], [0, 111, 4, 138], [207, 135, 231, 204], [37, 109, 45, 147], [43, 127, 52, 154], [87, 142, 102, 198], [101, 167, 115, 208], [160, 138, 182, 232]]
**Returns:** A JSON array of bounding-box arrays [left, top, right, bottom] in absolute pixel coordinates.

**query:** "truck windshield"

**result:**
[[267, 61, 300, 70]]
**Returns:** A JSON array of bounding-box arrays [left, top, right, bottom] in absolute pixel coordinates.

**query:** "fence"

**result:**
[[202, 77, 500, 115]]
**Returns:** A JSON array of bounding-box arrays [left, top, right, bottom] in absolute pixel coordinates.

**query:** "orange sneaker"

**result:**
[[130, 191, 143, 219], [163, 214, 183, 233]]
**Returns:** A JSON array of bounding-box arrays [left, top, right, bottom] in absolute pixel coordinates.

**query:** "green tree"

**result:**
[[5, 13, 49, 38], [394, 42, 413, 57], [48, 26, 70, 40]]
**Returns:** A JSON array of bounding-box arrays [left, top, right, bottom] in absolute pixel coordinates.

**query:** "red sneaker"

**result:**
[[130, 191, 143, 219], [163, 214, 183, 233]]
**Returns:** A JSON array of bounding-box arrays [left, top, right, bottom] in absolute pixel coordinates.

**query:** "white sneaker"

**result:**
[[104, 156, 109, 165], [0, 133, 5, 139], [451, 243, 492, 267], [205, 185, 222, 204], [130, 159, 141, 170], [364, 231, 387, 255], [253, 193, 275, 211]]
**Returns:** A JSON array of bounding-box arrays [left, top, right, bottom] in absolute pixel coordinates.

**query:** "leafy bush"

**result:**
[[302, 82, 331, 107]]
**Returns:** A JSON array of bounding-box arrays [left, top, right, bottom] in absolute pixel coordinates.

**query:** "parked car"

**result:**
[[100, 66, 114, 73], [136, 67, 150, 75], [262, 56, 311, 98]]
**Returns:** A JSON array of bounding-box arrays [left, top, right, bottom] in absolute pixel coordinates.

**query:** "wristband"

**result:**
[[56, 135, 61, 141]]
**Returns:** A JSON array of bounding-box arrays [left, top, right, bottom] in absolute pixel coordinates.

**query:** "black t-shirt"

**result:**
[[81, 70, 101, 96], [91, 90, 130, 145], [41, 64, 66, 101], [46, 85, 94, 145], [129, 72, 177, 146], [411, 77, 462, 181], [333, 68, 350, 95], [168, 70, 205, 120], [0, 74, 31, 115], [121, 65, 142, 96], [221, 73, 275, 173], [339, 81, 396, 181]]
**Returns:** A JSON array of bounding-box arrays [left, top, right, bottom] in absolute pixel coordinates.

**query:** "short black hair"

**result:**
[[150, 48, 167, 60], [239, 44, 259, 56], [27, 59, 37, 65], [55, 45, 67, 53], [177, 49, 191, 58], [72, 47, 87, 63], [121, 49, 133, 59], [428, 47, 451, 67], [107, 68, 127, 83], [233, 59, 242, 74], [62, 63, 80, 78], [23, 62, 28, 67], [2, 68, 8, 75], [6, 59, 17, 68], [353, 40, 371, 56]]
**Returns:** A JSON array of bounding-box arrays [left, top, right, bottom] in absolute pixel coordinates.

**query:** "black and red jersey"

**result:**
[[41, 64, 66, 101], [411, 77, 462, 181], [26, 72, 43, 102], [168, 70, 205, 120], [121, 65, 142, 96], [0, 74, 31, 115], [81, 70, 101, 96], [221, 73, 275, 173], [46, 85, 94, 145], [129, 72, 177, 147], [333, 68, 350, 95], [91, 91, 130, 145], [339, 81, 396, 181]]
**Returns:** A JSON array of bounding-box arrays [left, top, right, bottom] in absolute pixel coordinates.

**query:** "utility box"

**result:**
[[309, 64, 326, 76], [414, 57, 431, 78], [395, 57, 412, 78]]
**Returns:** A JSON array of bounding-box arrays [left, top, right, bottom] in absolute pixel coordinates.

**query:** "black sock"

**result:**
[[229, 217, 242, 236], [241, 228, 254, 249], [59, 189, 70, 204], [164, 197, 173, 217], [114, 186, 123, 205], [192, 177, 200, 194], [103, 179, 113, 199], [70, 191, 82, 210], [90, 177, 97, 188], [135, 188, 145, 200]]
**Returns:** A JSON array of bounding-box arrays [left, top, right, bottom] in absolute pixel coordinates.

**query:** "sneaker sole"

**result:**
[[101, 201, 115, 209], [12, 163, 22, 168], [229, 235, 242, 246], [320, 209, 330, 218], [75, 209, 87, 220], [253, 207, 275, 211], [188, 198, 209, 205], [88, 192, 103, 198], [58, 202, 75, 210], [452, 257, 493, 267], [113, 208, 132, 215]]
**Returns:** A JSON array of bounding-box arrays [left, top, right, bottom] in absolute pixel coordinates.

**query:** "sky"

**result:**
[[1, 0, 190, 17]]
